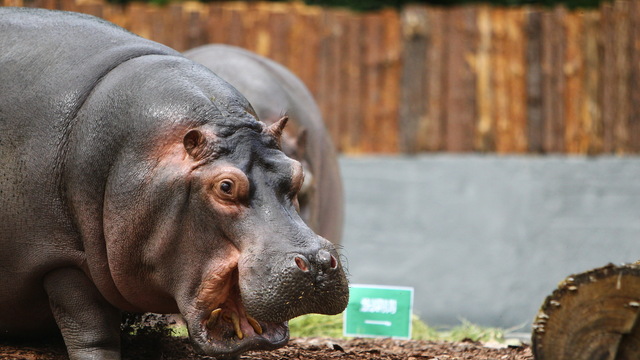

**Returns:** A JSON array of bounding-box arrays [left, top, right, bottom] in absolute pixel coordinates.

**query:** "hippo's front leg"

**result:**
[[43, 268, 121, 360]]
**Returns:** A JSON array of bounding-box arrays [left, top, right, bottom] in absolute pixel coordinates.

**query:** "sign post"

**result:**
[[343, 284, 414, 339]]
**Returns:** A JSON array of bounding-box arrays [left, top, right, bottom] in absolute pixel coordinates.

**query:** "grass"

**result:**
[[289, 313, 506, 343], [144, 313, 508, 344]]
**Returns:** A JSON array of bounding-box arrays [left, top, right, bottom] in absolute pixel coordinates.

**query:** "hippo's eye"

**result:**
[[210, 167, 249, 206], [220, 180, 233, 194]]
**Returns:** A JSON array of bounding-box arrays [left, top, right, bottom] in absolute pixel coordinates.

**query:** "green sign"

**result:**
[[343, 284, 414, 339]]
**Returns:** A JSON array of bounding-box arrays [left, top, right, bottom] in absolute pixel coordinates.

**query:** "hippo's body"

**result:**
[[184, 45, 344, 244], [0, 8, 348, 359]]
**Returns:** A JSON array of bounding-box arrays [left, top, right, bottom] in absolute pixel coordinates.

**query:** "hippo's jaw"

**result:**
[[184, 254, 289, 357]]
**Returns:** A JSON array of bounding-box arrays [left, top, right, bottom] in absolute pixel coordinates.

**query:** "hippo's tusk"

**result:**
[[230, 312, 244, 340], [247, 315, 263, 335], [206, 308, 222, 330]]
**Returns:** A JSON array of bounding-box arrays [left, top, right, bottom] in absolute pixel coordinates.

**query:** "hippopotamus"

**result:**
[[0, 8, 348, 360], [184, 45, 344, 245]]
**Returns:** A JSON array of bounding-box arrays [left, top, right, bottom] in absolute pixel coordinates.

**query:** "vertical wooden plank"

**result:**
[[423, 7, 446, 152], [444, 6, 477, 152], [629, 1, 640, 153], [126, 2, 150, 40], [613, 0, 630, 154], [319, 10, 343, 151], [77, 2, 104, 18], [325, 10, 349, 151], [183, 3, 207, 51], [206, 3, 225, 45], [342, 12, 362, 153], [491, 7, 527, 153], [102, 3, 127, 29], [508, 8, 528, 153], [399, 6, 429, 153], [582, 10, 602, 154], [475, 5, 494, 152], [526, 8, 543, 153], [362, 12, 380, 153], [541, 6, 566, 153], [268, 7, 292, 68], [59, 0, 78, 12], [600, 2, 615, 153], [491, 7, 508, 152], [296, 6, 322, 96], [380, 8, 401, 153], [2, 0, 24, 6], [563, 11, 583, 154], [287, 4, 305, 81], [226, 3, 247, 47]]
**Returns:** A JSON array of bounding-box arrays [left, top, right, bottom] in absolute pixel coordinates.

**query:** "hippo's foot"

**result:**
[[186, 262, 289, 358]]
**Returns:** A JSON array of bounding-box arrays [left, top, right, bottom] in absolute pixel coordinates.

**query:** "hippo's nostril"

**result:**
[[330, 254, 337, 269], [317, 249, 338, 271], [295, 256, 309, 272]]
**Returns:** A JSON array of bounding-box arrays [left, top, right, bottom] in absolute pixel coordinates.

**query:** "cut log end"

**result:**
[[532, 262, 640, 360]]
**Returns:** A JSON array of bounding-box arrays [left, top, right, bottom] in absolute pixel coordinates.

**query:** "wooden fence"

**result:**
[[2, 0, 640, 155]]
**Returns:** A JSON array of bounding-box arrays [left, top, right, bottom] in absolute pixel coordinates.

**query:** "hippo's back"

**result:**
[[0, 8, 178, 333]]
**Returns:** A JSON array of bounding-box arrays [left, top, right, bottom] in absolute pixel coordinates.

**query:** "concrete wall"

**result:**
[[339, 155, 640, 330]]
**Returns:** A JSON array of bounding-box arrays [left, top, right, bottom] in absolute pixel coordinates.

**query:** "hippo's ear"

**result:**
[[296, 128, 307, 156], [265, 116, 289, 146], [183, 129, 207, 159]]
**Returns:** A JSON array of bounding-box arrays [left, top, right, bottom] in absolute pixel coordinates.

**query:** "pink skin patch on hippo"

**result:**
[[189, 247, 287, 354]]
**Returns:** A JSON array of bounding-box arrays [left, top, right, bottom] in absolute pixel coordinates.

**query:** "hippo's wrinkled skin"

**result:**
[[184, 45, 344, 245], [0, 8, 348, 360]]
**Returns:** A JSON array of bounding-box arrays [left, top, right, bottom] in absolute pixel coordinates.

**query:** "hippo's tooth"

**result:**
[[231, 312, 244, 340], [247, 316, 263, 335], [206, 308, 222, 330]]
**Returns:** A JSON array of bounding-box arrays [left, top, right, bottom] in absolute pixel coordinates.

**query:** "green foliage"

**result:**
[[289, 313, 345, 338], [437, 319, 505, 343], [288, 313, 505, 343]]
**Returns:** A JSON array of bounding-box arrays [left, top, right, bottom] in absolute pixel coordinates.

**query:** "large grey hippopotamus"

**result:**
[[0, 8, 348, 360], [184, 45, 344, 245]]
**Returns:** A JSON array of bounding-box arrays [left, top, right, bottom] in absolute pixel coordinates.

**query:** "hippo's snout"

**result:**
[[239, 243, 349, 324]]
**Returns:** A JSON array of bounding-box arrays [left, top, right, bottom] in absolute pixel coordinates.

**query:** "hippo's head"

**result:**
[[87, 56, 349, 358], [177, 117, 349, 356]]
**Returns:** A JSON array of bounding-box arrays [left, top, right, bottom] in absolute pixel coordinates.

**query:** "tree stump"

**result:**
[[532, 262, 640, 360]]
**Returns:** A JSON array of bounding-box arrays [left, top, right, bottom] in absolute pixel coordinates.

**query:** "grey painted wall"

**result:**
[[338, 155, 640, 330]]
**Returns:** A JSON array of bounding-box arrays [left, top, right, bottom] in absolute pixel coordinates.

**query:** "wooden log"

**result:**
[[532, 263, 640, 360], [399, 5, 429, 154]]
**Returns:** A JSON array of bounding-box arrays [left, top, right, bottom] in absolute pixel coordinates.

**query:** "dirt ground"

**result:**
[[0, 335, 533, 360]]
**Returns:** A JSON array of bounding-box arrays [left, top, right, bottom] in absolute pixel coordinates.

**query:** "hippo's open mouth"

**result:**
[[187, 263, 289, 357]]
